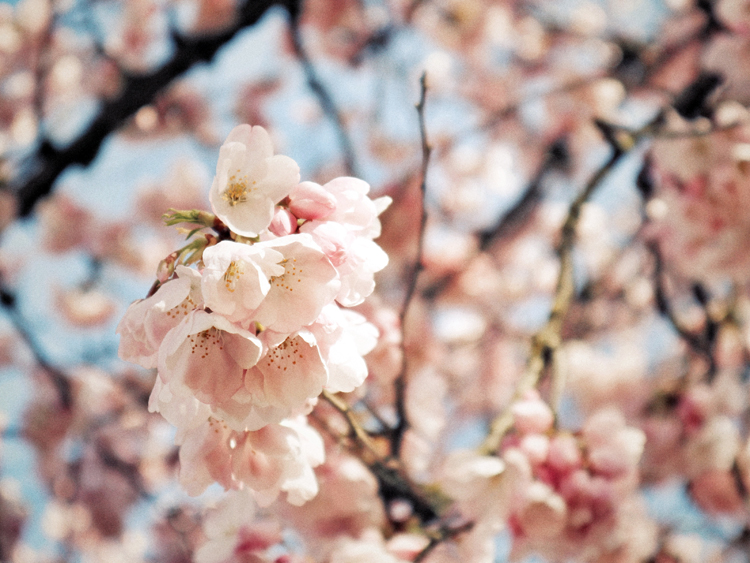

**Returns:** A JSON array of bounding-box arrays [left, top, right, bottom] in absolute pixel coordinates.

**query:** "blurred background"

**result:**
[[2, 0, 750, 561]]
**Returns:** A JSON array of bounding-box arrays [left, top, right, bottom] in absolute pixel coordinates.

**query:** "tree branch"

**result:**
[[288, 9, 358, 176], [479, 123, 640, 455], [393, 72, 430, 457], [8, 0, 297, 218], [648, 242, 718, 380], [0, 285, 73, 410]]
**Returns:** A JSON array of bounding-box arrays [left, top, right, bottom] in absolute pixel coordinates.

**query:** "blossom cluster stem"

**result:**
[[319, 391, 440, 523]]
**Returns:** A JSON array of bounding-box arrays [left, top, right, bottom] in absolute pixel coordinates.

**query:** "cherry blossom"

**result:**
[[209, 124, 300, 237], [250, 233, 340, 334], [157, 309, 262, 406], [201, 240, 284, 325], [117, 265, 203, 369]]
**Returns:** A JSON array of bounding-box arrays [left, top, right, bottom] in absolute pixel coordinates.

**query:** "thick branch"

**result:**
[[9, 0, 296, 217]]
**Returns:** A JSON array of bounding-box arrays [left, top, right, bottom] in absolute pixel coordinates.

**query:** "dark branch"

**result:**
[[9, 0, 297, 217], [288, 8, 358, 176], [0, 285, 73, 409], [648, 242, 718, 380]]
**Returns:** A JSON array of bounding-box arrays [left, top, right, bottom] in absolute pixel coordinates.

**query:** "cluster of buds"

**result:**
[[117, 124, 390, 505]]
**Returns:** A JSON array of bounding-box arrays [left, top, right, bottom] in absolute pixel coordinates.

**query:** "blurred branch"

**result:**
[[413, 521, 474, 563], [393, 72, 430, 457], [648, 242, 718, 381], [8, 0, 297, 218], [421, 139, 567, 301], [288, 9, 358, 176], [480, 121, 644, 455], [0, 285, 73, 410], [95, 441, 153, 500], [477, 139, 568, 252]]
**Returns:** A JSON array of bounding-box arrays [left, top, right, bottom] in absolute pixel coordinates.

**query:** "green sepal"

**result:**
[[163, 209, 217, 228]]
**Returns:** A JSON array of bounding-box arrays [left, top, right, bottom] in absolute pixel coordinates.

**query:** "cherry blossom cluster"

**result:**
[[117, 124, 390, 505], [437, 392, 654, 562], [647, 114, 750, 283]]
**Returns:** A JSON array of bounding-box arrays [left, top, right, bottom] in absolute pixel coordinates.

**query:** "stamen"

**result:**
[[223, 260, 244, 292], [222, 173, 256, 206]]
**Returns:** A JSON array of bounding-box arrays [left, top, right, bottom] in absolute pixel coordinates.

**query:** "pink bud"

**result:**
[[268, 208, 297, 237], [548, 434, 582, 473], [520, 434, 550, 466], [288, 181, 337, 220], [512, 394, 554, 435]]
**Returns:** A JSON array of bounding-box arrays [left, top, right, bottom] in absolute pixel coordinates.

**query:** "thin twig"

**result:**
[[289, 10, 358, 176], [393, 72, 431, 457], [0, 285, 73, 409], [648, 242, 717, 380], [413, 521, 475, 563]]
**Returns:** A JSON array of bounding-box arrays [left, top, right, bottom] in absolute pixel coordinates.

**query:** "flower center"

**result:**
[[188, 327, 225, 359], [263, 336, 305, 371], [268, 258, 302, 292], [222, 173, 256, 206], [166, 295, 197, 319], [223, 260, 245, 293]]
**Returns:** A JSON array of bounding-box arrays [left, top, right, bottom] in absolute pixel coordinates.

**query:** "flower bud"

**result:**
[[268, 207, 297, 237], [288, 181, 337, 220]]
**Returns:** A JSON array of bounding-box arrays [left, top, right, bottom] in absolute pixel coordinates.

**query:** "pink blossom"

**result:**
[[310, 304, 378, 393], [178, 417, 236, 496], [178, 417, 324, 504], [201, 240, 284, 324], [117, 266, 202, 369], [157, 310, 262, 406], [689, 469, 745, 515], [148, 374, 211, 432], [547, 434, 583, 474], [251, 234, 340, 334], [297, 177, 391, 306], [516, 481, 567, 539], [282, 453, 385, 545], [194, 490, 282, 563], [209, 125, 300, 237], [221, 331, 327, 431], [316, 177, 391, 238], [267, 207, 298, 237], [511, 391, 554, 435]]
